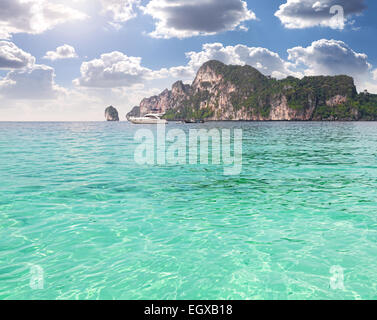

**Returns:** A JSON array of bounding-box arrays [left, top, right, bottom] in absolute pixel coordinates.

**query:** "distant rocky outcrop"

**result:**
[[134, 60, 377, 121], [126, 106, 140, 120], [105, 106, 119, 121]]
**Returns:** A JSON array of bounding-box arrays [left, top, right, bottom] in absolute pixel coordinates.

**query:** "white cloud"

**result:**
[[183, 43, 301, 79], [73, 43, 302, 91], [0, 64, 64, 100], [73, 39, 377, 93], [0, 42, 64, 100], [0, 0, 87, 39], [101, 0, 140, 23], [43, 44, 78, 61], [275, 0, 366, 29], [287, 39, 372, 89], [0, 41, 36, 69], [0, 41, 65, 100], [372, 69, 377, 81], [142, 0, 256, 39], [73, 51, 161, 88], [162, 39, 377, 93]]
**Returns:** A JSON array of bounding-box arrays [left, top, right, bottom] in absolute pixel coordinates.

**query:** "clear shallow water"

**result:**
[[0, 121, 377, 300]]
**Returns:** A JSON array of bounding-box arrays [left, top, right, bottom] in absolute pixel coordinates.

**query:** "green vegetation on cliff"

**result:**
[[164, 90, 214, 120], [352, 92, 377, 120], [157, 60, 377, 121]]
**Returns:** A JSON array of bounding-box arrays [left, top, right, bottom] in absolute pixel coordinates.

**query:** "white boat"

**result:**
[[129, 114, 168, 124]]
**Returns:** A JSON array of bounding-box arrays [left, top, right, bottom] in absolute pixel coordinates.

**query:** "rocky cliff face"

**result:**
[[127, 106, 140, 119], [139, 81, 191, 115], [129, 60, 377, 121], [105, 106, 119, 121]]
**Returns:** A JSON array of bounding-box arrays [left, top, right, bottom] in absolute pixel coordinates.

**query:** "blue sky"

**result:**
[[1, 0, 377, 120]]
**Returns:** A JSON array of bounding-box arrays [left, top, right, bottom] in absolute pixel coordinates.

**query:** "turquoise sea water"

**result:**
[[0, 121, 377, 300]]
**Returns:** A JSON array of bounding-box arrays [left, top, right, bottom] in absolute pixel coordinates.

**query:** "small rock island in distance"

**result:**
[[105, 106, 119, 121]]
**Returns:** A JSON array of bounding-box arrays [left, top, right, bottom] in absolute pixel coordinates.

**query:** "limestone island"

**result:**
[[127, 60, 377, 122], [105, 106, 119, 121]]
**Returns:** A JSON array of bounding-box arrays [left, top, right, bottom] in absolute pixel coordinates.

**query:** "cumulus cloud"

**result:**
[[275, 0, 366, 29], [73, 39, 377, 92], [0, 64, 64, 99], [164, 40, 377, 92], [0, 42, 64, 100], [182, 43, 301, 79], [0, 41, 36, 69], [0, 0, 87, 39], [185, 40, 375, 91], [372, 69, 377, 81], [73, 51, 160, 88], [101, 0, 140, 24], [287, 39, 372, 88], [73, 43, 303, 90], [157, 43, 301, 81], [43, 44, 78, 61], [142, 0, 256, 39]]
